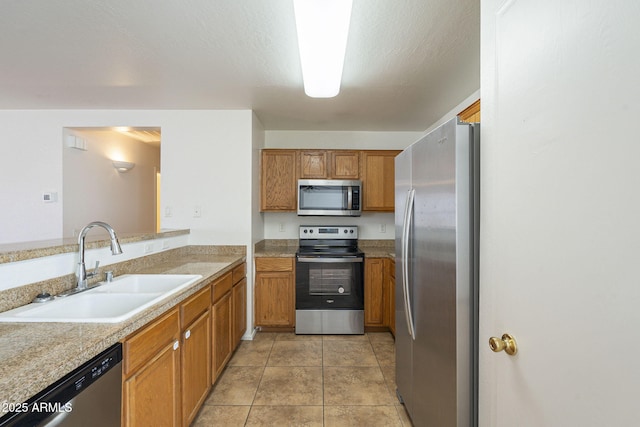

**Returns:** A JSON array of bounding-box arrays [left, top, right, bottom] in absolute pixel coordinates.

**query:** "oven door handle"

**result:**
[[297, 256, 364, 263]]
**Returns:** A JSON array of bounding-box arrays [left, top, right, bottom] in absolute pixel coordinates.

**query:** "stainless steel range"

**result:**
[[295, 225, 365, 334]]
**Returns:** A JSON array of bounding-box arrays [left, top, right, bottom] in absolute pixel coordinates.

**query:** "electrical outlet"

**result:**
[[279, 223, 286, 232], [193, 206, 202, 218], [380, 224, 386, 233], [165, 206, 172, 217], [144, 243, 154, 253]]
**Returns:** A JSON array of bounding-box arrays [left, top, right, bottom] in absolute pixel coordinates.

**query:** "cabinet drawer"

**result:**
[[181, 286, 211, 327], [212, 272, 233, 303], [232, 263, 246, 284], [123, 308, 180, 377], [256, 257, 294, 272]]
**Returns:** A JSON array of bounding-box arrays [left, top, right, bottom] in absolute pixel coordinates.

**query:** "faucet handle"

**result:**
[[86, 260, 100, 278]]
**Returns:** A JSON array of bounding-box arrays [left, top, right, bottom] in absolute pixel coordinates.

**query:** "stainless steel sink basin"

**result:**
[[0, 274, 202, 323]]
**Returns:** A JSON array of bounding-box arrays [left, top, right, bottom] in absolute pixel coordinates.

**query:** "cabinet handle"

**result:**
[[173, 340, 179, 351], [185, 330, 191, 340]]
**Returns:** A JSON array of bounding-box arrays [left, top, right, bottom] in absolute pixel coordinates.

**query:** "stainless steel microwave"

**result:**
[[297, 179, 362, 216]]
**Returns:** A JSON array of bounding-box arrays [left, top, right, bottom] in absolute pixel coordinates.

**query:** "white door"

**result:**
[[480, 1, 640, 426]]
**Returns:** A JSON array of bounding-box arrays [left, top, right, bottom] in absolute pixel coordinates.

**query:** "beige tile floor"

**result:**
[[192, 332, 413, 426]]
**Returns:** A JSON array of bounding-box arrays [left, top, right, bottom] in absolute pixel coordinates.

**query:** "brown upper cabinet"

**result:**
[[458, 99, 481, 123], [299, 150, 360, 179], [261, 148, 399, 213], [360, 150, 401, 212], [260, 150, 298, 211], [329, 151, 360, 179], [299, 150, 328, 178]]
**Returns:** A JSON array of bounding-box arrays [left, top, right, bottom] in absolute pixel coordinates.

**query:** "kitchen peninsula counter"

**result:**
[[0, 246, 245, 409]]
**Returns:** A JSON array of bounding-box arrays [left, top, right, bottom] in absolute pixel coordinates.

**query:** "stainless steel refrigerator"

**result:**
[[395, 117, 479, 427]]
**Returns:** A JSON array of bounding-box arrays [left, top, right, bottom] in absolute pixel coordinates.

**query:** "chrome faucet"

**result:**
[[76, 221, 122, 290]]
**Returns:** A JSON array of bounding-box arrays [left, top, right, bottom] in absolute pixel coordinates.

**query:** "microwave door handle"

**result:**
[[347, 186, 353, 210]]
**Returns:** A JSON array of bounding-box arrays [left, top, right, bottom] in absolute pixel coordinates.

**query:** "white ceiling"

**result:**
[[0, 0, 480, 131]]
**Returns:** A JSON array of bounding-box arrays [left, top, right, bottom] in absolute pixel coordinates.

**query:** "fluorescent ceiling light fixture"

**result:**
[[294, 0, 353, 98]]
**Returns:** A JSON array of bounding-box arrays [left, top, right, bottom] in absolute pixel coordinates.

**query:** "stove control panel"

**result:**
[[299, 226, 358, 239]]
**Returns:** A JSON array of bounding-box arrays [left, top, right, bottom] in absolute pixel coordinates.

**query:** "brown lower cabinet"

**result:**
[[232, 263, 247, 349], [364, 257, 396, 333], [122, 262, 247, 427], [122, 308, 182, 427], [181, 287, 211, 426], [232, 277, 247, 348], [364, 258, 385, 327], [254, 257, 295, 328], [386, 259, 396, 336], [212, 290, 232, 381]]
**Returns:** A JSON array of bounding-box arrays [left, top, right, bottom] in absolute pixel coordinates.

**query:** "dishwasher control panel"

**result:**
[[0, 343, 123, 427]]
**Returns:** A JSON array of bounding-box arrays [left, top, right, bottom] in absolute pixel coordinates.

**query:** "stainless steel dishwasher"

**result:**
[[0, 343, 122, 427]]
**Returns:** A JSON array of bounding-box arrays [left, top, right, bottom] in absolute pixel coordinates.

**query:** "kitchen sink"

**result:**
[[0, 274, 202, 323], [92, 274, 202, 294]]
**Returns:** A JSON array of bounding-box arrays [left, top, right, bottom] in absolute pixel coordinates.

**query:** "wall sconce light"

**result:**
[[112, 160, 135, 173], [293, 0, 353, 98]]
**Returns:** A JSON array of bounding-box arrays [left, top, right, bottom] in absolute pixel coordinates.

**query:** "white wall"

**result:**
[[263, 130, 423, 239], [0, 234, 189, 291], [63, 129, 160, 238], [424, 89, 481, 134], [0, 111, 64, 243], [160, 110, 254, 245], [250, 112, 266, 337], [1, 109, 261, 340], [264, 130, 422, 150], [0, 109, 254, 246]]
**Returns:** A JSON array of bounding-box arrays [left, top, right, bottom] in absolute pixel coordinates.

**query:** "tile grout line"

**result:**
[[245, 335, 275, 425]]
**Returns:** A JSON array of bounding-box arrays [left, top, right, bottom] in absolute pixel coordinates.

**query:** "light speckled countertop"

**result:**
[[0, 229, 190, 264], [0, 249, 245, 408]]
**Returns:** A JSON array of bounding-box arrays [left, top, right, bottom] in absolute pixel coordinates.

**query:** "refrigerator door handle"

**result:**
[[402, 188, 416, 339]]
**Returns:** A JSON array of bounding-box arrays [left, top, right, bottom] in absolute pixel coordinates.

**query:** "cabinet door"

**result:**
[[458, 99, 481, 123], [361, 151, 401, 211], [330, 151, 360, 179], [299, 150, 328, 178], [212, 291, 232, 382], [181, 310, 211, 427], [123, 339, 181, 427], [254, 271, 295, 327], [365, 258, 386, 326], [385, 259, 396, 336], [232, 278, 247, 349], [261, 150, 297, 211]]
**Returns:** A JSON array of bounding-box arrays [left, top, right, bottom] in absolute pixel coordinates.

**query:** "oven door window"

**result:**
[[296, 257, 364, 310], [309, 267, 352, 296]]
